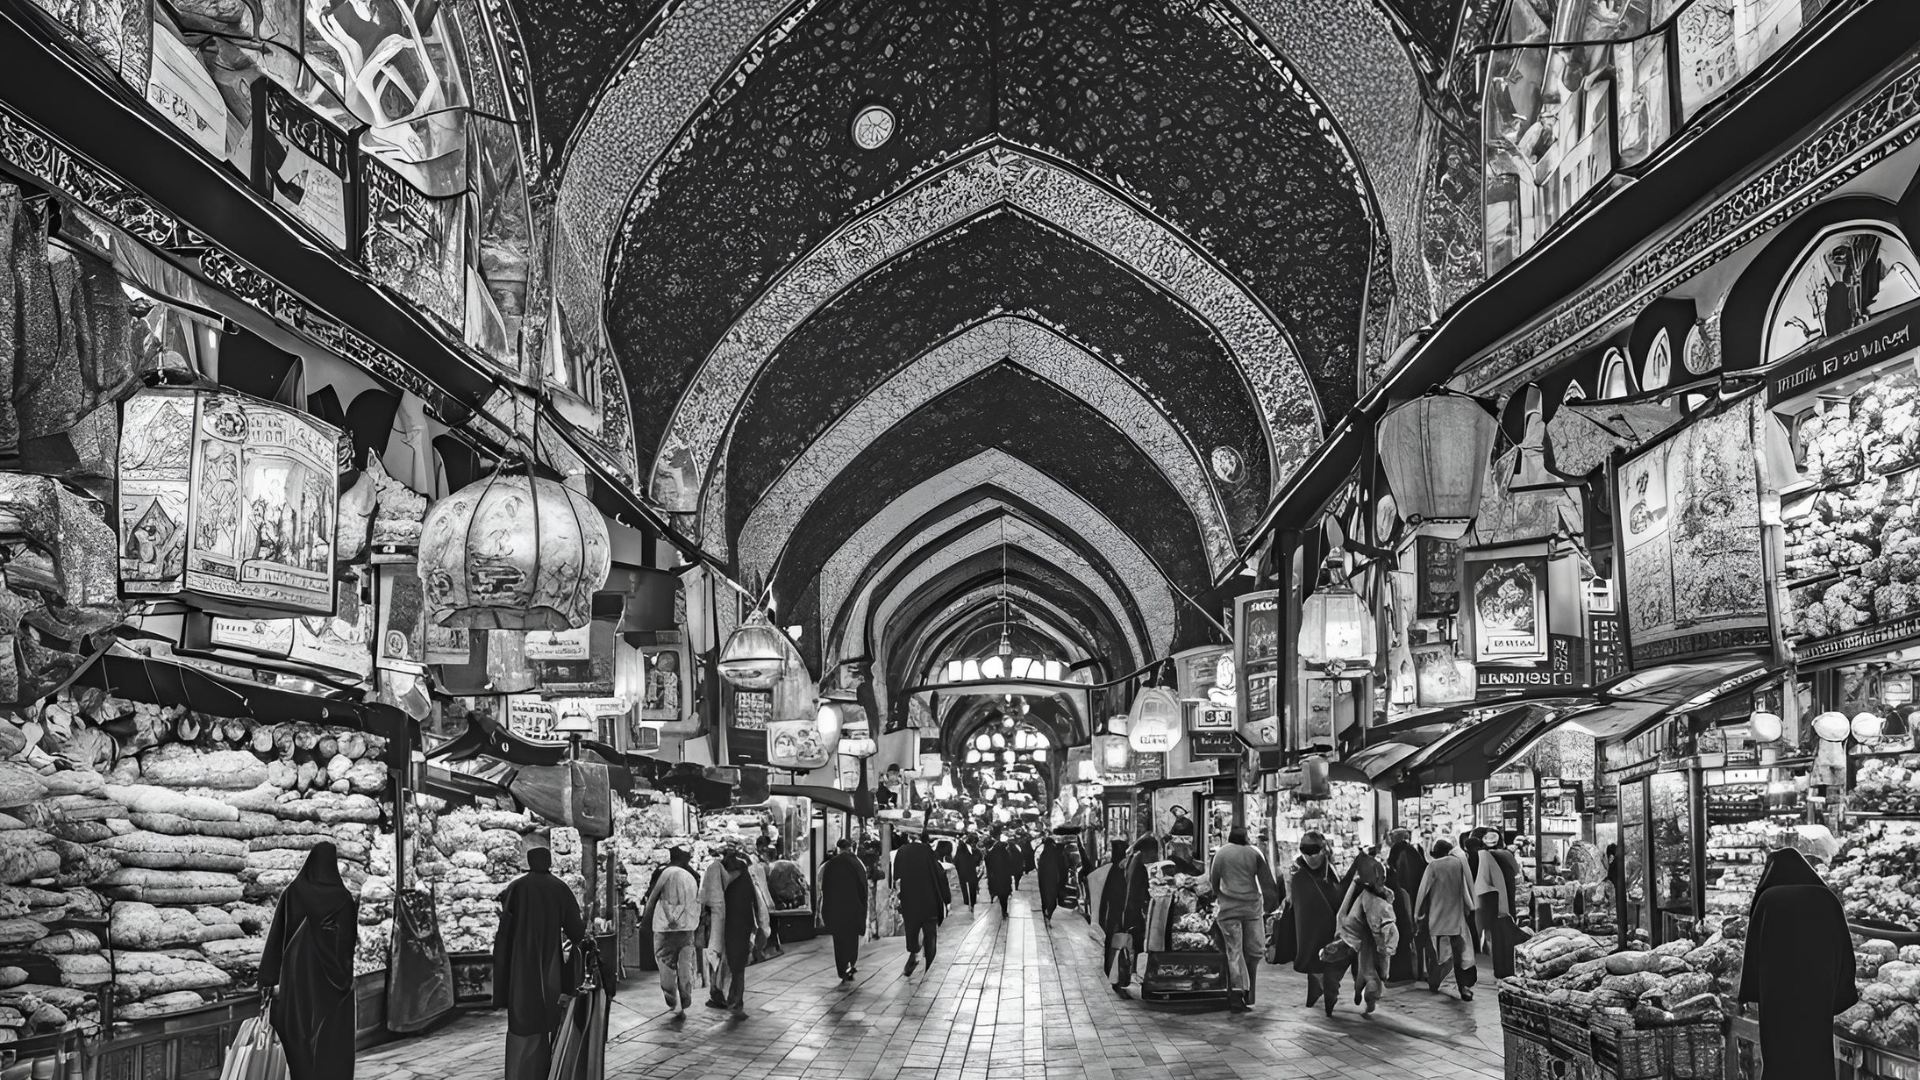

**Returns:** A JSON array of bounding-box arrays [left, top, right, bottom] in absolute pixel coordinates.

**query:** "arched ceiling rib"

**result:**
[[735, 315, 1238, 581], [892, 584, 1111, 687], [832, 503, 1170, 677], [652, 147, 1312, 519]]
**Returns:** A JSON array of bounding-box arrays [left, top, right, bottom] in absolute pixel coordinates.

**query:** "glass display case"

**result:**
[[1619, 777, 1648, 944], [1650, 769, 1699, 941]]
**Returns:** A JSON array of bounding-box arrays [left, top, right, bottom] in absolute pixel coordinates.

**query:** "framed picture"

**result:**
[[639, 644, 687, 721]]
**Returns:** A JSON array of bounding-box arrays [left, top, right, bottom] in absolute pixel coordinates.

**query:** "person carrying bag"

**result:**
[[220, 1011, 287, 1080]]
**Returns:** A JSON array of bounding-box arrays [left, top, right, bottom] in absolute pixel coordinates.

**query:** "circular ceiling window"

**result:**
[[851, 105, 896, 151], [1211, 446, 1245, 484]]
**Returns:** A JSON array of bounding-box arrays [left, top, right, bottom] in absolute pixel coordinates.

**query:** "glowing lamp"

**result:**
[[1098, 733, 1130, 772], [1127, 686, 1183, 752], [717, 610, 787, 690], [1298, 581, 1376, 676]]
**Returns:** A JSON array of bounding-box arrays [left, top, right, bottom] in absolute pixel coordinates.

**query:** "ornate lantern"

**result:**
[[1127, 687, 1182, 752], [717, 610, 787, 690], [1377, 392, 1499, 540], [417, 473, 611, 630], [1299, 577, 1377, 677]]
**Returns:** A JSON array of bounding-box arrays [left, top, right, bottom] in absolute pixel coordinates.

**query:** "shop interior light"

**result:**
[[1031, 747, 1047, 762], [1812, 711, 1852, 742], [1853, 712, 1885, 740], [1001, 714, 1015, 730], [717, 610, 788, 690], [1298, 575, 1376, 676], [980, 655, 1005, 680], [973, 733, 992, 752], [816, 703, 843, 745], [1747, 711, 1784, 744], [992, 733, 1007, 750], [966, 749, 982, 764]]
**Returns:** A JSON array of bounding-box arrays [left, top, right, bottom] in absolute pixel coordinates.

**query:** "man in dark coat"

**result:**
[[1036, 836, 1067, 925], [491, 847, 585, 1080], [1014, 830, 1035, 887], [1098, 839, 1133, 997], [711, 848, 767, 1018], [1385, 828, 1425, 984], [892, 830, 951, 975], [261, 843, 359, 1080], [1287, 830, 1344, 1008], [820, 839, 868, 981], [952, 837, 982, 910], [984, 833, 1020, 917], [1738, 849, 1858, 1080]]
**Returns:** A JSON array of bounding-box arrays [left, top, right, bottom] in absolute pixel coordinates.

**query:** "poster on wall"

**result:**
[[532, 620, 614, 697], [192, 568, 373, 681], [1234, 590, 1282, 748], [729, 689, 771, 767], [1413, 644, 1476, 707], [1463, 547, 1549, 664], [252, 79, 353, 253], [360, 154, 467, 334], [122, 390, 342, 616], [375, 565, 426, 674], [639, 645, 686, 721], [1614, 391, 1770, 667]]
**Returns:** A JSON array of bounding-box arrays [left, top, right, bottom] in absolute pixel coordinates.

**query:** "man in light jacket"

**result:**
[[644, 846, 701, 1019], [1414, 838, 1479, 1000], [1207, 826, 1281, 1013]]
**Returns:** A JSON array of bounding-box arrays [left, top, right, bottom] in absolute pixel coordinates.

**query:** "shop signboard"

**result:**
[[1188, 730, 1240, 759], [1416, 536, 1462, 616], [505, 695, 559, 744], [1589, 611, 1627, 684], [359, 153, 467, 335], [1613, 391, 1771, 668], [1234, 591, 1283, 747], [1133, 751, 1164, 783], [532, 619, 615, 697], [1462, 541, 1585, 694], [252, 79, 354, 253], [728, 688, 771, 767]]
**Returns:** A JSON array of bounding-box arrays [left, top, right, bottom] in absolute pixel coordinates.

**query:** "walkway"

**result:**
[[360, 886, 1505, 1080]]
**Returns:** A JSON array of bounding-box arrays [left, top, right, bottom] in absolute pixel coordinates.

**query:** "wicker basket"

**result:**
[[1499, 988, 1558, 1046], [1590, 1018, 1725, 1080]]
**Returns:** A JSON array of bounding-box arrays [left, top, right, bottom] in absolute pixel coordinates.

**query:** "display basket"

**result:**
[[1589, 1017, 1724, 1080], [1504, 1030, 1598, 1080], [1549, 1009, 1596, 1065]]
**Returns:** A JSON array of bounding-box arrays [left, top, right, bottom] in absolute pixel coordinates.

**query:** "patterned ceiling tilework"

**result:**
[[863, 519, 1157, 676], [1421, 103, 1485, 315], [994, 0, 1373, 401], [510, 0, 667, 174], [654, 155, 1302, 519], [1465, 55, 1920, 396], [873, 553, 1142, 723], [1372, 0, 1463, 72], [826, 492, 1173, 667], [1360, 239, 1401, 390], [768, 367, 1213, 642], [737, 316, 1233, 580]]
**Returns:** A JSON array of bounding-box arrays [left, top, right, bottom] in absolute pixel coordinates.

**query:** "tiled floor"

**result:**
[[360, 884, 1506, 1080]]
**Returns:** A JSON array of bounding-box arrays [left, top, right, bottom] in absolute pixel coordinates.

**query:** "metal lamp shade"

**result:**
[[1299, 585, 1376, 676], [718, 611, 787, 690], [418, 474, 611, 630], [1377, 394, 1498, 540], [1127, 687, 1182, 751]]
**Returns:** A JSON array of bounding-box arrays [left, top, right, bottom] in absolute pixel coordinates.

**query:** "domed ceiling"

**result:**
[[478, 0, 1491, 735]]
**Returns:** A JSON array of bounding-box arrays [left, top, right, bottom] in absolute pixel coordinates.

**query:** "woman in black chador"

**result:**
[[493, 847, 586, 1079], [1737, 848, 1859, 1080], [259, 842, 360, 1080]]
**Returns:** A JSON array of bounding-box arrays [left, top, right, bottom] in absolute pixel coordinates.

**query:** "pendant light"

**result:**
[[417, 470, 611, 630], [1812, 710, 1851, 742], [1376, 390, 1499, 540], [718, 609, 787, 690], [1299, 549, 1376, 677]]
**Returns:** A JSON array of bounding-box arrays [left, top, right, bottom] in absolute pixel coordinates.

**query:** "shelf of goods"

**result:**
[[1531, 841, 1616, 939], [687, 810, 812, 918], [0, 691, 400, 1076], [1833, 816, 1920, 1063], [1855, 754, 1920, 816], [1278, 783, 1370, 866], [1501, 927, 1738, 1080], [1138, 871, 1225, 1005]]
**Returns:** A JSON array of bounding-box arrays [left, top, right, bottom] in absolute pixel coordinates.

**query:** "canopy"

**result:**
[[1327, 738, 1431, 786], [767, 784, 872, 818], [1381, 701, 1568, 790]]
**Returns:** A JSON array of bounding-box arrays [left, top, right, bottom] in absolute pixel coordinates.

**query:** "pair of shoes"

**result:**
[[705, 999, 728, 1010], [1227, 991, 1248, 1014], [1113, 986, 1132, 999], [904, 955, 919, 976], [730, 1006, 749, 1019], [1459, 989, 1474, 1002], [669, 1008, 685, 1021]]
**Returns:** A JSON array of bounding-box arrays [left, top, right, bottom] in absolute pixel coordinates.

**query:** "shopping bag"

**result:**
[[546, 983, 608, 1080], [1265, 906, 1296, 966], [221, 1014, 285, 1080]]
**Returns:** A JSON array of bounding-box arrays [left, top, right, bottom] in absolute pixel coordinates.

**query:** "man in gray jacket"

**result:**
[[1207, 826, 1281, 1013]]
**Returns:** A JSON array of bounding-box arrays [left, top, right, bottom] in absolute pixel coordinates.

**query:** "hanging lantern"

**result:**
[[816, 703, 844, 747], [1748, 711, 1784, 744], [837, 709, 876, 758], [1299, 578, 1376, 677], [1377, 393, 1499, 540], [1127, 686, 1182, 752], [717, 610, 787, 690], [1812, 711, 1851, 742], [1853, 712, 1885, 741], [771, 665, 817, 722], [417, 473, 611, 629]]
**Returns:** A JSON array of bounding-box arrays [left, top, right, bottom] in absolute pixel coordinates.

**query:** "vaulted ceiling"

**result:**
[[483, 0, 1490, 736]]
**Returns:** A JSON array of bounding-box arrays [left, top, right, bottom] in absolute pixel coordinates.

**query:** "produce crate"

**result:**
[[1590, 1018, 1725, 1080], [1505, 1029, 1599, 1080], [1549, 1009, 1596, 1065], [1139, 949, 1229, 1005], [1499, 988, 1557, 1047]]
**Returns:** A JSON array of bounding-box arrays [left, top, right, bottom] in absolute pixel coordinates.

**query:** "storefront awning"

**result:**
[[1327, 733, 1441, 785], [1380, 702, 1565, 790], [766, 784, 873, 819], [1561, 653, 1777, 742]]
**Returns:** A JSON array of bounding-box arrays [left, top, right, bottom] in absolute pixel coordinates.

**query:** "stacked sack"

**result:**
[[416, 805, 534, 954]]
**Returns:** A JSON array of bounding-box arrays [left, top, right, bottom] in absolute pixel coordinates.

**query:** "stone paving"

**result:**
[[360, 884, 1506, 1080]]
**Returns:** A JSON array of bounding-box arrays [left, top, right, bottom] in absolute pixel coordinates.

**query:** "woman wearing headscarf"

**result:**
[[1322, 853, 1399, 1015], [1413, 838, 1478, 1000], [1474, 828, 1522, 978], [1097, 839, 1134, 997], [1288, 829, 1344, 1008], [1738, 849, 1858, 1080], [1385, 829, 1425, 985], [491, 847, 585, 1080], [260, 842, 359, 1080], [1037, 836, 1067, 925]]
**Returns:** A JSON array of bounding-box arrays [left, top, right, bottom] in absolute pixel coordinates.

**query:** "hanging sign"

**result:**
[[1234, 590, 1283, 748], [359, 154, 467, 334], [523, 623, 591, 661], [146, 19, 228, 158], [252, 79, 353, 252], [728, 689, 771, 768], [1589, 611, 1626, 685], [1463, 545, 1549, 664], [1413, 644, 1476, 707], [1189, 730, 1241, 759], [1613, 391, 1770, 667], [375, 564, 427, 674]]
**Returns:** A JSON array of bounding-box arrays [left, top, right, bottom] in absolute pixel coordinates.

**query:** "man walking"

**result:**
[[491, 847, 585, 1079], [703, 843, 768, 1018], [985, 831, 1020, 918], [1207, 826, 1280, 1013], [644, 846, 701, 1019], [952, 835, 981, 911], [820, 839, 868, 981], [892, 829, 950, 975]]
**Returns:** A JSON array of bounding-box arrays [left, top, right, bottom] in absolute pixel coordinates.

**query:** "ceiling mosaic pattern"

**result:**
[[735, 316, 1234, 582], [828, 497, 1172, 672], [645, 145, 1317, 515]]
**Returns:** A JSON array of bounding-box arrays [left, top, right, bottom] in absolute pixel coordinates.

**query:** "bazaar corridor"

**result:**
[[361, 884, 1504, 1080]]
